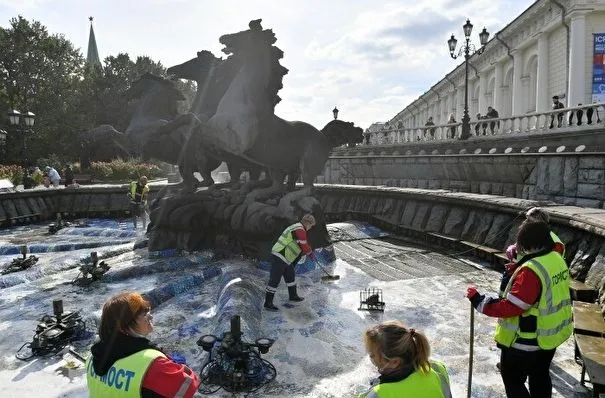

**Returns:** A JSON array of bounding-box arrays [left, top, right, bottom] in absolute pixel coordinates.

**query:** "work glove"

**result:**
[[504, 262, 518, 275], [466, 287, 484, 309], [505, 244, 518, 262]]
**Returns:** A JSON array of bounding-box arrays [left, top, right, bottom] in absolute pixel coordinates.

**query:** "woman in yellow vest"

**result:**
[[466, 221, 573, 397], [86, 291, 200, 397], [264, 214, 316, 311], [359, 320, 452, 398]]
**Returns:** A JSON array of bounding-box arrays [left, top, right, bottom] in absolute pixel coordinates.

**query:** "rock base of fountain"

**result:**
[[148, 183, 331, 260]]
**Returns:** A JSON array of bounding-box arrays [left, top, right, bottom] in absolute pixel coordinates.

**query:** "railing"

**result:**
[[366, 103, 605, 145]]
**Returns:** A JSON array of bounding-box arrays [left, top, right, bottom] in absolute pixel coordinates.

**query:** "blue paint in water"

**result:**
[[258, 246, 337, 273], [0, 240, 133, 255], [148, 248, 182, 258], [169, 352, 187, 365], [103, 256, 210, 282], [143, 266, 222, 308], [177, 324, 201, 338]]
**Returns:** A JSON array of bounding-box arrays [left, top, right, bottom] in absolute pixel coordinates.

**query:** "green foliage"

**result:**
[[0, 164, 24, 185], [89, 159, 164, 182], [35, 154, 69, 171], [0, 16, 85, 164], [0, 16, 197, 165]]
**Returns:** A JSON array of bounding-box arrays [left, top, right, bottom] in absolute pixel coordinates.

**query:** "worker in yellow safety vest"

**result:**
[[359, 320, 452, 398], [466, 221, 573, 397], [86, 291, 200, 397], [264, 214, 316, 311], [128, 176, 149, 229]]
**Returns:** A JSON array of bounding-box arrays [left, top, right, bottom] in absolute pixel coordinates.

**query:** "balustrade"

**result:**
[[365, 103, 605, 145]]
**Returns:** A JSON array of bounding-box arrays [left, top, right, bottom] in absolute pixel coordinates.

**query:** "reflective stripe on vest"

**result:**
[[271, 223, 303, 264], [86, 348, 165, 397], [494, 251, 573, 350], [358, 360, 451, 398]]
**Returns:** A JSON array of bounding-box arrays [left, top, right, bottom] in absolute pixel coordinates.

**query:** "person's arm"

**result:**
[[142, 186, 150, 202], [293, 227, 313, 256], [467, 267, 541, 318], [142, 356, 200, 398]]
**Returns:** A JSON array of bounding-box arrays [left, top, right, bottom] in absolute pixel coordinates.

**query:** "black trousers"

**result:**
[[500, 346, 556, 398], [266, 255, 296, 292]]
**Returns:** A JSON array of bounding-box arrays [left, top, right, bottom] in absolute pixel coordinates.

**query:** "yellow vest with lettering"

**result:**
[[358, 361, 451, 398], [86, 348, 165, 397], [495, 251, 573, 350]]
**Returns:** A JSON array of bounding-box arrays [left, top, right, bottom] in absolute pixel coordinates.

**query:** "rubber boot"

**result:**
[[264, 292, 279, 311], [288, 285, 304, 302]]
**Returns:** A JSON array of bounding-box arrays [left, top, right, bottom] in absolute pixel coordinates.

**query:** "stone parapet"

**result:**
[[0, 183, 164, 226], [318, 152, 605, 209]]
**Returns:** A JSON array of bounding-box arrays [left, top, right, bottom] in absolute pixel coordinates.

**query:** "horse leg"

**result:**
[[286, 171, 300, 192], [198, 155, 217, 188], [244, 170, 285, 203]]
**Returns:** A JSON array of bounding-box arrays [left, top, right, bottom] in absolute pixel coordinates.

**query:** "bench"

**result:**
[[396, 224, 429, 243], [573, 302, 605, 337], [575, 335, 605, 397], [426, 232, 460, 249], [571, 279, 598, 303], [460, 241, 502, 264]]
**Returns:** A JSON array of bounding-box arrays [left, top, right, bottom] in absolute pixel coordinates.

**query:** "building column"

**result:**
[[449, 90, 456, 116], [493, 63, 503, 112], [478, 73, 488, 115], [537, 33, 550, 111], [512, 51, 524, 115], [568, 11, 587, 106]]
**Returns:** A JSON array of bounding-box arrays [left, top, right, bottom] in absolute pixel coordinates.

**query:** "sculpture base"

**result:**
[[147, 182, 330, 260]]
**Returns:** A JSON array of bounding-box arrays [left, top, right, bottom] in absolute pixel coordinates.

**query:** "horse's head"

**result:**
[[167, 50, 220, 82], [321, 120, 364, 148], [125, 73, 185, 102], [219, 19, 277, 59]]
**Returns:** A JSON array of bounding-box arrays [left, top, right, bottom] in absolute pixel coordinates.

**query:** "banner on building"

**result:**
[[592, 33, 605, 102]]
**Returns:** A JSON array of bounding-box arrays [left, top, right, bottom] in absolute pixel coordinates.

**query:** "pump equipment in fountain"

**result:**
[[196, 315, 277, 395], [16, 299, 86, 360], [48, 213, 71, 234], [1, 245, 38, 275], [73, 251, 110, 285]]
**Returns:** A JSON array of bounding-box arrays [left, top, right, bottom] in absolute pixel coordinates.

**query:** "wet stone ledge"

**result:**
[[313, 184, 605, 306]]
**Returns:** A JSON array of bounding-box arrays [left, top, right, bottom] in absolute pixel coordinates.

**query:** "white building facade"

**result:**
[[367, 0, 605, 144]]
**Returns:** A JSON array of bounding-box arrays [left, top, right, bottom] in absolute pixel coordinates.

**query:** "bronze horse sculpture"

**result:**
[[186, 20, 361, 200], [124, 73, 222, 189], [166, 50, 264, 185]]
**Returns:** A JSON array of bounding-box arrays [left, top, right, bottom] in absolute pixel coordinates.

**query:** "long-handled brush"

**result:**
[[467, 302, 475, 398], [315, 259, 340, 282]]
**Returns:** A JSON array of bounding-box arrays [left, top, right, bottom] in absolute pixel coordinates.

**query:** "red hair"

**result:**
[[99, 291, 150, 341]]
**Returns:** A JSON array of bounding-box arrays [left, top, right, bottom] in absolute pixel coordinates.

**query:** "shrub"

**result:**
[[89, 158, 165, 182], [0, 164, 24, 186], [36, 154, 71, 172]]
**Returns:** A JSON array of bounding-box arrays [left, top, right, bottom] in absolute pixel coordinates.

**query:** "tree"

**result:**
[[0, 16, 85, 163]]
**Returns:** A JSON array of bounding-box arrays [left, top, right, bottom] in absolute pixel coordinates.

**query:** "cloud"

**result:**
[[0, 0, 533, 129]]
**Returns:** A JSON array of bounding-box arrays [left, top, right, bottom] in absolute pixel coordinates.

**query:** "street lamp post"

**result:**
[[448, 19, 489, 140], [7, 110, 35, 168], [332, 106, 339, 120]]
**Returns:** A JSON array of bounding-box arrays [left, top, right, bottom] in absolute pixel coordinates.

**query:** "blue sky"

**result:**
[[1, 0, 534, 129]]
